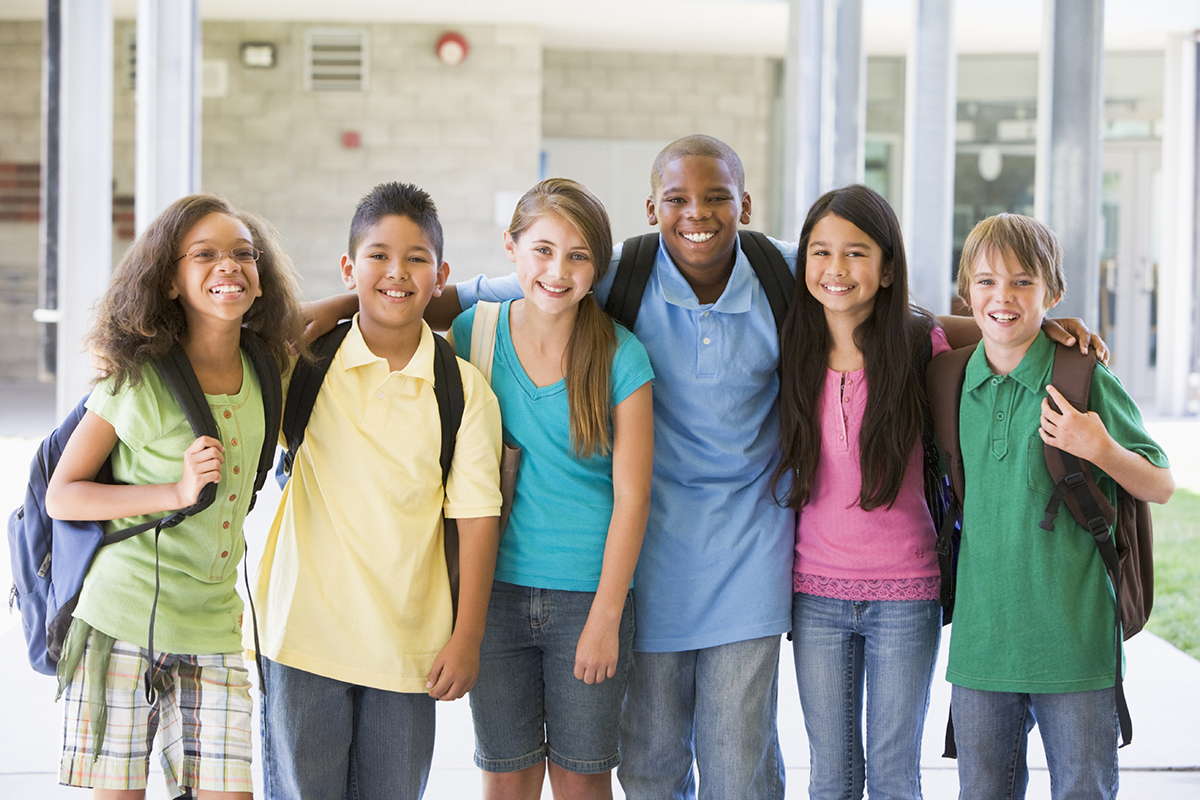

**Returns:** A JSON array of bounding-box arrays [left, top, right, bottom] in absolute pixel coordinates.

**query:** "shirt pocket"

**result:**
[[1025, 435, 1055, 497]]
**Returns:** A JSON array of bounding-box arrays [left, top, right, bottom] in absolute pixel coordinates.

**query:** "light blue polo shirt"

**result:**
[[458, 234, 799, 652]]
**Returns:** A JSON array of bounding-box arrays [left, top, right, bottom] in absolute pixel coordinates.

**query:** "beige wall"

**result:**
[[542, 49, 779, 233]]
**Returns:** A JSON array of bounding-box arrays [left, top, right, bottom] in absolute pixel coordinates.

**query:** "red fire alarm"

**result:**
[[341, 131, 361, 149], [436, 32, 469, 66]]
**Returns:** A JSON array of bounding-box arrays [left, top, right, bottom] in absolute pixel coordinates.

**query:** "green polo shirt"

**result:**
[[945, 332, 1168, 694], [73, 352, 264, 655]]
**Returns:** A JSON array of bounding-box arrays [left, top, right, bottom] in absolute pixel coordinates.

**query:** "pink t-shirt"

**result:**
[[793, 327, 950, 601]]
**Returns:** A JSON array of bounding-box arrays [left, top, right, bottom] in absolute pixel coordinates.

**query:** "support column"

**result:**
[[901, 0, 956, 314], [37, 0, 62, 381], [136, 0, 201, 233], [1034, 0, 1105, 322], [56, 0, 114, 415], [1158, 34, 1199, 416], [781, 0, 864, 240]]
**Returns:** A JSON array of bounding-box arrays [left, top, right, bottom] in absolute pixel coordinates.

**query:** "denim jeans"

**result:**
[[791, 592, 942, 800], [951, 685, 1119, 800], [470, 582, 634, 774], [260, 657, 436, 800], [617, 635, 785, 800]]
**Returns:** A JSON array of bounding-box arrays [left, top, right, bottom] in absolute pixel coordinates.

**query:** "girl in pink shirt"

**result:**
[[773, 184, 948, 800]]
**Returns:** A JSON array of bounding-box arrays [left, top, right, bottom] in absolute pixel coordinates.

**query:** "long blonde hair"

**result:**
[[509, 178, 617, 459]]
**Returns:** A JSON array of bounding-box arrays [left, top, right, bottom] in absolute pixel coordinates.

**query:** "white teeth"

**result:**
[[382, 289, 412, 298], [823, 284, 852, 294], [991, 312, 1017, 321], [682, 232, 715, 243], [538, 282, 569, 294], [210, 285, 243, 294]]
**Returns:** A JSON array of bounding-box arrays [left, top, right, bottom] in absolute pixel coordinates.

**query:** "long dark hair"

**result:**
[[773, 184, 934, 511], [88, 194, 306, 391]]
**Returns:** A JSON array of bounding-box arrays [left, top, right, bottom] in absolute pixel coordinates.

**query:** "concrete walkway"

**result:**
[[2, 379, 1198, 798]]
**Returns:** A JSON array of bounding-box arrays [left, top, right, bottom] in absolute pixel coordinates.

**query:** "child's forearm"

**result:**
[[937, 314, 982, 349], [449, 515, 500, 644], [425, 285, 462, 331], [590, 383, 653, 622], [1090, 438, 1175, 505]]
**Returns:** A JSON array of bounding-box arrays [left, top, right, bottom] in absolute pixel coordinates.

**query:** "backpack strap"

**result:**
[[238, 329, 283, 512], [737, 230, 794, 332], [279, 321, 353, 481], [153, 342, 221, 519], [1040, 343, 1132, 747], [605, 233, 660, 331], [469, 301, 503, 384], [432, 333, 465, 621]]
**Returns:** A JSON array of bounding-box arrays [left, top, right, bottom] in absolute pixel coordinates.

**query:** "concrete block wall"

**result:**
[[542, 49, 779, 234], [0, 21, 43, 381], [113, 21, 543, 300]]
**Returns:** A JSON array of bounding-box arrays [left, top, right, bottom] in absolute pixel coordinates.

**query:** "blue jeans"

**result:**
[[470, 582, 634, 774], [791, 592, 942, 800], [617, 635, 785, 800], [951, 685, 1119, 800], [260, 657, 436, 800]]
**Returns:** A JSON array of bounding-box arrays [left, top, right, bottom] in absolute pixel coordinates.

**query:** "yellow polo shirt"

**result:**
[[253, 317, 502, 692]]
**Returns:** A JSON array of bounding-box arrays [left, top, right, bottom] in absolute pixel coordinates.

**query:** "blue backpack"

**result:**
[[7, 331, 281, 682]]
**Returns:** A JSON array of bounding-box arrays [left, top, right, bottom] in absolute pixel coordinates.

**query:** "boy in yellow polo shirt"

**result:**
[[253, 182, 502, 798]]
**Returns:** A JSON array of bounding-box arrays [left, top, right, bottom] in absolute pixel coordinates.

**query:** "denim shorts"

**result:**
[[470, 581, 634, 774]]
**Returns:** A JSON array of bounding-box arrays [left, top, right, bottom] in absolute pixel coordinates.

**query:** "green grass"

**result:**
[[1145, 488, 1200, 660]]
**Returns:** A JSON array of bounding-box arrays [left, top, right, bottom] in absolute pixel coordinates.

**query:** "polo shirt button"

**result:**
[[839, 435, 845, 440], [221, 550, 229, 558], [231, 438, 238, 446], [233, 466, 240, 474], [223, 410, 231, 419], [223, 521, 230, 529], [377, 392, 385, 399], [992, 377, 1001, 386], [996, 412, 1004, 420], [702, 338, 710, 345], [229, 494, 236, 502], [702, 311, 709, 317]]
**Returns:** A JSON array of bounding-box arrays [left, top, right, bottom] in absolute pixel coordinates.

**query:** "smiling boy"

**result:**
[[252, 182, 502, 799], [942, 213, 1173, 800]]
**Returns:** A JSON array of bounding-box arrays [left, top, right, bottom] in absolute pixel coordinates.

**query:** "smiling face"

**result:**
[[341, 213, 448, 339], [508, 212, 596, 320], [966, 246, 1061, 372], [804, 213, 891, 327], [169, 212, 262, 329], [646, 155, 751, 289]]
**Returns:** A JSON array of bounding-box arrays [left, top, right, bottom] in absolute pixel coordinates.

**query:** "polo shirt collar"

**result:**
[[339, 314, 437, 383], [655, 236, 754, 314], [964, 330, 1054, 394]]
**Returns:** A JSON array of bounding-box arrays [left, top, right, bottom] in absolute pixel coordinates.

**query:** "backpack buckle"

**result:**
[[1064, 471, 1088, 489], [1087, 516, 1111, 543]]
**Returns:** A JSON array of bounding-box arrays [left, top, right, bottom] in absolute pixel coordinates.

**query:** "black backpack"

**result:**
[[604, 231, 794, 332], [926, 341, 1153, 752], [7, 331, 281, 700], [275, 322, 466, 615]]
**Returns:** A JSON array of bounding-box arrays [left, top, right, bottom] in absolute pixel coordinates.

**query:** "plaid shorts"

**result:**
[[59, 631, 254, 795]]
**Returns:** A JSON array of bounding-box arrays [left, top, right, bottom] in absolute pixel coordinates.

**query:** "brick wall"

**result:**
[[542, 49, 779, 234]]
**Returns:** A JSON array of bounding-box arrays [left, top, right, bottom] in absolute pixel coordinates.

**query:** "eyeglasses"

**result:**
[[175, 247, 261, 266]]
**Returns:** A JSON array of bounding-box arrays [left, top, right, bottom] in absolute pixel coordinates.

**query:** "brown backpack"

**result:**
[[925, 340, 1153, 750]]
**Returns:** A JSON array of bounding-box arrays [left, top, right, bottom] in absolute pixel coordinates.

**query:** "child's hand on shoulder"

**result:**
[[426, 633, 480, 701], [574, 617, 619, 685], [176, 436, 225, 508], [1039, 385, 1110, 461]]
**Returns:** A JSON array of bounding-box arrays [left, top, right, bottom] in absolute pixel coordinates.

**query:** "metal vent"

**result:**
[[304, 28, 369, 93]]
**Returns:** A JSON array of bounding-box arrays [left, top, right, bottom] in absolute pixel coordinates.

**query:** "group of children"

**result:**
[[43, 131, 1172, 800]]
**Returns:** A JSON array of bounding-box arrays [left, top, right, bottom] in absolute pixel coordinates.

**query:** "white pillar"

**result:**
[[781, 0, 865, 240], [901, 0, 957, 314], [57, 0, 114, 415], [825, 0, 865, 192], [136, 0, 201, 233], [1034, 0, 1105, 323], [1158, 34, 1199, 416]]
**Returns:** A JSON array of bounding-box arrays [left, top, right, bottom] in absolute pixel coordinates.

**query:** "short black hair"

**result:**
[[650, 134, 746, 195], [348, 182, 444, 262]]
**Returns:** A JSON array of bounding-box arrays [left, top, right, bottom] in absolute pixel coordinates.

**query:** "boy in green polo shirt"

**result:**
[[943, 213, 1174, 800]]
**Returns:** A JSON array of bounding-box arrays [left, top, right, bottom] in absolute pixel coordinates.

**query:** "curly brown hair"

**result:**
[[87, 193, 306, 391]]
